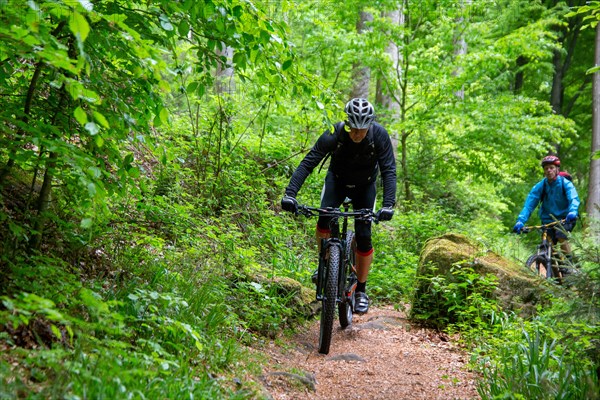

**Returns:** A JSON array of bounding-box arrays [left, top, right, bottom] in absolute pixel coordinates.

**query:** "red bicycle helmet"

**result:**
[[541, 155, 560, 167]]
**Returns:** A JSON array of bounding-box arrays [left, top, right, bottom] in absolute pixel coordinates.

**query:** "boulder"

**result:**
[[412, 233, 551, 325], [239, 264, 319, 318]]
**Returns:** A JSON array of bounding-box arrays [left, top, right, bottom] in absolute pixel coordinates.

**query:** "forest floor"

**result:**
[[258, 305, 480, 400]]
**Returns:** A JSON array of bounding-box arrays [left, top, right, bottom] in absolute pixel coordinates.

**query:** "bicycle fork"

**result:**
[[316, 239, 343, 302]]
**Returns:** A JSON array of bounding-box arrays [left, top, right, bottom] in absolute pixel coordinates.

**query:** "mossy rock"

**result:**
[[238, 264, 319, 319], [413, 233, 552, 323]]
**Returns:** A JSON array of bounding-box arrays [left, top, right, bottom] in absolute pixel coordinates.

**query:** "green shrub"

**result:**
[[477, 321, 599, 400], [410, 265, 500, 331]]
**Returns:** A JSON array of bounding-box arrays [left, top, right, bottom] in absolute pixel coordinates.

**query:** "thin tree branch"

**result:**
[[563, 75, 592, 118]]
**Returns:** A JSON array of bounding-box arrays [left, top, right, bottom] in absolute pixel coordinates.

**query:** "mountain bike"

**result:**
[[296, 198, 378, 354], [521, 220, 567, 282]]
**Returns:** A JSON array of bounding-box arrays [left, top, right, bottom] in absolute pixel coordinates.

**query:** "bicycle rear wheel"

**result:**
[[319, 244, 340, 355], [338, 231, 356, 329]]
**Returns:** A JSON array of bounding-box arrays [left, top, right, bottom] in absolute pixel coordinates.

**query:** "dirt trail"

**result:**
[[260, 305, 480, 400]]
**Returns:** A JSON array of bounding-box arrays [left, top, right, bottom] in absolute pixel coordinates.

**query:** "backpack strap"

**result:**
[[540, 176, 567, 203], [317, 123, 344, 174], [540, 180, 547, 203], [316, 123, 377, 174]]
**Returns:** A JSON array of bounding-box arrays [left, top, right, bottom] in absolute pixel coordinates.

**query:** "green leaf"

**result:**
[[69, 11, 90, 42], [128, 167, 140, 178], [123, 153, 134, 167], [282, 59, 293, 71], [87, 166, 101, 178], [593, 150, 600, 160], [67, 80, 83, 100], [95, 135, 104, 147], [93, 111, 109, 128], [187, 81, 198, 94], [178, 20, 190, 36], [80, 218, 93, 229], [586, 65, 600, 75], [50, 324, 62, 340], [215, 18, 225, 32], [74, 107, 87, 125], [233, 52, 246, 69], [204, 2, 215, 18], [260, 30, 270, 44], [87, 183, 96, 197], [159, 107, 169, 125]]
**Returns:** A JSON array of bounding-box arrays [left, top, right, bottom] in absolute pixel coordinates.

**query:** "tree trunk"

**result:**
[[0, 21, 65, 185], [0, 61, 43, 185], [401, 131, 412, 201], [548, 4, 585, 154], [350, 11, 373, 99], [376, 4, 411, 200], [550, 49, 564, 116], [588, 22, 600, 229], [514, 55, 527, 94], [452, 0, 470, 100], [376, 9, 401, 112], [215, 43, 235, 95], [376, 8, 402, 157], [29, 153, 56, 251]]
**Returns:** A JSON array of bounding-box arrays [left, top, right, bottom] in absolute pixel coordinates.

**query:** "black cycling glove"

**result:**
[[377, 207, 394, 221], [281, 195, 298, 214]]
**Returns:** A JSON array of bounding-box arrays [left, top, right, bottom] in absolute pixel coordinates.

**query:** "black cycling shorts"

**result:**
[[547, 220, 575, 244], [317, 171, 376, 254]]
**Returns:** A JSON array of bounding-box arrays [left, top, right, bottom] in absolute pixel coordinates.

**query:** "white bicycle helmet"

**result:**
[[344, 98, 375, 129]]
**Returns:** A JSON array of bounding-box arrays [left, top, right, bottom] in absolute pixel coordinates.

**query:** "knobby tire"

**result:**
[[319, 244, 340, 355], [526, 254, 547, 279], [338, 231, 356, 329], [526, 247, 560, 280]]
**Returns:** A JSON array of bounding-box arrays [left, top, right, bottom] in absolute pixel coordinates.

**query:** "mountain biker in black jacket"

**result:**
[[281, 98, 397, 314]]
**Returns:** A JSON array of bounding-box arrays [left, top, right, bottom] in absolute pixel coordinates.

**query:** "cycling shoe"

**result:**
[[354, 292, 369, 314]]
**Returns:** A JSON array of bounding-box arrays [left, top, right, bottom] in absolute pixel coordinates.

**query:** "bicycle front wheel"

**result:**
[[526, 254, 548, 279], [319, 244, 340, 355]]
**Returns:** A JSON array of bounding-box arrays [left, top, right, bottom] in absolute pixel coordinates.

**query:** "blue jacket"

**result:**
[[517, 176, 580, 224]]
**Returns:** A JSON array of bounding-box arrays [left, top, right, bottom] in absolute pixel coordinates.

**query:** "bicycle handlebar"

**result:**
[[296, 204, 379, 223], [521, 219, 566, 234]]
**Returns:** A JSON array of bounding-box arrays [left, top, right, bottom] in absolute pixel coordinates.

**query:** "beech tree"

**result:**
[[589, 14, 600, 224], [591, 22, 600, 222], [350, 10, 373, 99]]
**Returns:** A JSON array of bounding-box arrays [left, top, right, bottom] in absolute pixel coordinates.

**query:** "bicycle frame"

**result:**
[[522, 220, 565, 280], [296, 199, 376, 354], [299, 200, 373, 303]]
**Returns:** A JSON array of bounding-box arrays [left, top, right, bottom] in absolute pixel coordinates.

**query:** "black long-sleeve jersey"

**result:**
[[285, 122, 397, 208]]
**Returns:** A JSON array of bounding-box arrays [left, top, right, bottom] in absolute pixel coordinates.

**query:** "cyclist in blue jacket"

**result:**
[[513, 155, 580, 257], [281, 98, 397, 314]]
